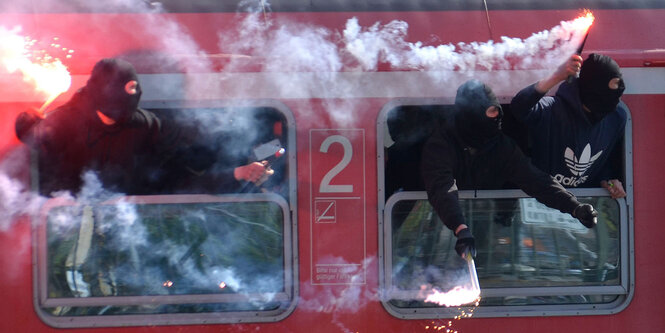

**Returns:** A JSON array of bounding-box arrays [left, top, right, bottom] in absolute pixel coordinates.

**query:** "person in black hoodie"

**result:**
[[421, 79, 598, 258], [15, 58, 273, 196], [14, 58, 169, 195], [510, 54, 627, 199]]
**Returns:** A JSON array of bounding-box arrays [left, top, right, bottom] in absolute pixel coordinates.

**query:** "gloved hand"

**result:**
[[454, 227, 476, 258], [15, 109, 43, 143], [573, 204, 598, 228]]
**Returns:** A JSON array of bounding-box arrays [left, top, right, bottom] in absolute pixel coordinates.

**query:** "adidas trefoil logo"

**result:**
[[553, 143, 603, 187], [565, 144, 603, 176]]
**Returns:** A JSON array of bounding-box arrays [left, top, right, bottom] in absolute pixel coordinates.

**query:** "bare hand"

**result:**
[[557, 54, 583, 81], [535, 55, 583, 93], [255, 164, 275, 186], [601, 179, 626, 199], [234, 161, 272, 183]]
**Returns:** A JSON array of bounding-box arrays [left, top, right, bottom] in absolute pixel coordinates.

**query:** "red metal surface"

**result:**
[[1, 7, 664, 333]]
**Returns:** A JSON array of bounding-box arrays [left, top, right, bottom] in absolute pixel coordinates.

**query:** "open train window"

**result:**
[[32, 105, 292, 199], [32, 102, 298, 327], [377, 99, 633, 318]]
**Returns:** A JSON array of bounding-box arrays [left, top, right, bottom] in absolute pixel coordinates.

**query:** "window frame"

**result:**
[[377, 98, 635, 318], [35, 193, 297, 327]]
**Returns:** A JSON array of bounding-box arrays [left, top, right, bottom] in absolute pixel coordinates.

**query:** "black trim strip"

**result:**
[[4, 0, 665, 14]]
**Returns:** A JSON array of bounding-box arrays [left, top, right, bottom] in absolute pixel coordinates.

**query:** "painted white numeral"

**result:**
[[319, 135, 353, 193]]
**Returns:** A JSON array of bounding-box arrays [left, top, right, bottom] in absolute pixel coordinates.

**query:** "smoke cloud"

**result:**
[[0, 150, 45, 231], [343, 16, 585, 72], [0, 0, 595, 324]]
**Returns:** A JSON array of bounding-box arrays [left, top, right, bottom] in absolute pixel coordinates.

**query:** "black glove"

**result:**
[[454, 228, 476, 258], [15, 110, 42, 143], [574, 204, 598, 228]]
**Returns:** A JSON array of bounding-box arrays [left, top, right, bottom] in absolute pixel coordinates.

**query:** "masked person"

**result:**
[[421, 79, 598, 258], [15, 58, 272, 196], [14, 58, 170, 195], [510, 53, 627, 199]]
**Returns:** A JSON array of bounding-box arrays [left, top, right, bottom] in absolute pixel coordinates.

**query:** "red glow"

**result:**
[[0, 29, 72, 115]]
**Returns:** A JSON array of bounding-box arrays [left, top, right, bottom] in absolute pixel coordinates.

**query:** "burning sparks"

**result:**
[[163, 280, 174, 288], [424, 319, 466, 332], [422, 252, 480, 307], [0, 27, 72, 115], [218, 281, 227, 289], [422, 285, 481, 308]]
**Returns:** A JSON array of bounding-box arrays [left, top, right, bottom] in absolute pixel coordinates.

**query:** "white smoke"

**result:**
[[0, 0, 160, 14], [299, 256, 378, 312], [216, 9, 590, 126], [343, 15, 586, 72], [296, 256, 379, 333], [0, 0, 596, 324], [0, 167, 44, 231]]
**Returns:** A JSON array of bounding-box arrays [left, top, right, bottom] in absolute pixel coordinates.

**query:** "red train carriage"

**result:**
[[0, 1, 664, 332]]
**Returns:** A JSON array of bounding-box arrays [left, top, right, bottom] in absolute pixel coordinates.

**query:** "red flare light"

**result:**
[[0, 29, 72, 115]]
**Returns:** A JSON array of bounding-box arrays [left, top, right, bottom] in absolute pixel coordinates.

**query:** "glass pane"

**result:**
[[389, 196, 621, 307], [44, 199, 285, 315]]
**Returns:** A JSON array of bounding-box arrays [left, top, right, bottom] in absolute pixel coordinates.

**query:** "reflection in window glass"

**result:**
[[43, 198, 286, 316], [389, 196, 621, 309]]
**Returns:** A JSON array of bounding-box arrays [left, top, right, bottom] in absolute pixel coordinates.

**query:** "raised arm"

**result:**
[[535, 54, 583, 94], [510, 55, 583, 122]]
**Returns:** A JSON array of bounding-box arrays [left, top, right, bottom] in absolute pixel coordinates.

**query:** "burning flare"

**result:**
[[570, 10, 595, 34], [422, 252, 480, 307], [422, 285, 480, 308], [0, 27, 72, 115]]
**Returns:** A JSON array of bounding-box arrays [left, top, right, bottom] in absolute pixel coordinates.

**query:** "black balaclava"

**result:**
[[454, 79, 503, 148], [578, 53, 625, 123], [85, 58, 142, 124]]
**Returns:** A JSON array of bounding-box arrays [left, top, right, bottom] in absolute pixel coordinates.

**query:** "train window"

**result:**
[[378, 101, 633, 318], [32, 103, 298, 327], [35, 194, 296, 327], [32, 106, 291, 199]]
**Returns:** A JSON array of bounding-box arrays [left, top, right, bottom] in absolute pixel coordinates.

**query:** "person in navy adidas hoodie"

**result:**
[[421, 79, 597, 259], [510, 53, 627, 199]]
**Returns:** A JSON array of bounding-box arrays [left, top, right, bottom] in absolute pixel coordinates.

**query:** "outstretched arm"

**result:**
[[234, 161, 273, 184], [507, 145, 597, 228], [420, 131, 466, 232]]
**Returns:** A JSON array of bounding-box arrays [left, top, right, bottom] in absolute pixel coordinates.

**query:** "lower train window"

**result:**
[[382, 191, 630, 318], [378, 101, 633, 318], [35, 194, 296, 327]]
